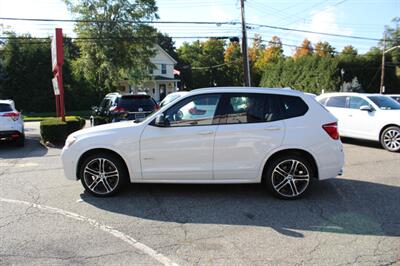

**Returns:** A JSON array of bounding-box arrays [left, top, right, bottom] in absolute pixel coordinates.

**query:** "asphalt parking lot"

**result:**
[[0, 122, 399, 265]]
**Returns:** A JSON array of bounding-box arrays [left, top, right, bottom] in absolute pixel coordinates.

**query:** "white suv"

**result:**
[[316, 92, 400, 152], [0, 100, 24, 147], [61, 87, 344, 199]]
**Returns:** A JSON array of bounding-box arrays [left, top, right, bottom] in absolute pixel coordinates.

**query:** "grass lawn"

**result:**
[[23, 110, 91, 121]]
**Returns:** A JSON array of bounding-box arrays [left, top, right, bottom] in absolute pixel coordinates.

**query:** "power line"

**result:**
[[247, 23, 384, 42], [0, 17, 388, 42]]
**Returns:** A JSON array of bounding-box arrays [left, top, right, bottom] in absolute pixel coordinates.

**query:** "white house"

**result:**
[[119, 45, 180, 102]]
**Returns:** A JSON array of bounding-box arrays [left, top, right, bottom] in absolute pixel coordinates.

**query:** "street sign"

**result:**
[[51, 28, 65, 121]]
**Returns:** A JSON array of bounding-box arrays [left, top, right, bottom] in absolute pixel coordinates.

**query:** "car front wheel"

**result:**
[[380, 126, 400, 152], [265, 155, 314, 200], [79, 153, 128, 197]]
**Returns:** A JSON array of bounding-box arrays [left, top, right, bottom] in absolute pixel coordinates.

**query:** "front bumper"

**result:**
[[60, 146, 79, 180]]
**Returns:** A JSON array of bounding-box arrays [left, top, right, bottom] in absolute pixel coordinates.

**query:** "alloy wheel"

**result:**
[[271, 159, 310, 198], [83, 158, 120, 195], [383, 129, 400, 151]]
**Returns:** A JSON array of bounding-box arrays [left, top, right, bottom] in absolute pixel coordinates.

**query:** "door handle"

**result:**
[[197, 131, 214, 135], [264, 127, 281, 131]]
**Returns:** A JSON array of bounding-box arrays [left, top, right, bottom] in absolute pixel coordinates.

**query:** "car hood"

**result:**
[[70, 121, 142, 139]]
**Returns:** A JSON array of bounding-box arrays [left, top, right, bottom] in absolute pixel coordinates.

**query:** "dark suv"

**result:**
[[91, 93, 158, 126]]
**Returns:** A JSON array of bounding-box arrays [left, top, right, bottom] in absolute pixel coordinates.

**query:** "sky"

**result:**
[[0, 0, 399, 55]]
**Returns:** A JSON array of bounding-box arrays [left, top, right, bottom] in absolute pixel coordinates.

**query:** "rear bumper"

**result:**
[[313, 140, 345, 180], [0, 130, 23, 141]]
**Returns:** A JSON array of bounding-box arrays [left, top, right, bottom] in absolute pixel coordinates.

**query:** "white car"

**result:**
[[0, 99, 24, 147], [61, 87, 344, 199], [386, 94, 400, 104], [316, 92, 400, 152]]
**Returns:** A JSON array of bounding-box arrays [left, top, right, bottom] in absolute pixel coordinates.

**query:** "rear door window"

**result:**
[[325, 96, 347, 108], [218, 94, 266, 124]]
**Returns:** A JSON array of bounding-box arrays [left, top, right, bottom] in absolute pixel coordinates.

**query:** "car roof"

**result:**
[[317, 92, 390, 97], [188, 87, 304, 96], [0, 99, 14, 104]]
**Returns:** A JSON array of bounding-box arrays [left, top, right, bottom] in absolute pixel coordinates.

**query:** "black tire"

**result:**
[[264, 154, 314, 200], [380, 126, 400, 152], [15, 134, 25, 147], [79, 152, 129, 197]]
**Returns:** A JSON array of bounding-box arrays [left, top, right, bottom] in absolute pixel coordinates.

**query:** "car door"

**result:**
[[213, 93, 284, 180], [346, 96, 377, 139], [140, 94, 222, 180]]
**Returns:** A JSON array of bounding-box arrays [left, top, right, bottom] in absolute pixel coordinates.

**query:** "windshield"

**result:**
[[367, 96, 400, 110]]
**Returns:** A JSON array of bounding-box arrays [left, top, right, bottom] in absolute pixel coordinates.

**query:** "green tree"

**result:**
[[315, 41, 335, 57], [224, 41, 243, 86], [255, 36, 284, 69], [340, 45, 358, 57], [157, 32, 178, 60], [64, 0, 159, 93]]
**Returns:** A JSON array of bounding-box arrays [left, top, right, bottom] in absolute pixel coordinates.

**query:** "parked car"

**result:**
[[159, 91, 189, 108], [90, 93, 158, 126], [61, 87, 344, 199], [0, 99, 24, 147], [386, 94, 400, 104], [316, 92, 400, 152]]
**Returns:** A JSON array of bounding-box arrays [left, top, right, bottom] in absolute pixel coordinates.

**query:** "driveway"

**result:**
[[0, 122, 399, 265]]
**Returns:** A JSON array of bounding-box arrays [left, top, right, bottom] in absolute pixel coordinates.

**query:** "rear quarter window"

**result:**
[[278, 95, 309, 119], [0, 103, 13, 112]]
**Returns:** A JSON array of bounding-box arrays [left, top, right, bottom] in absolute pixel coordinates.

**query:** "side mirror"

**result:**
[[359, 105, 373, 112], [154, 114, 169, 127]]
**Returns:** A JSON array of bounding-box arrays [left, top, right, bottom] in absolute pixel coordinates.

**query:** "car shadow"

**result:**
[[341, 137, 383, 150], [81, 178, 400, 238], [0, 136, 48, 158]]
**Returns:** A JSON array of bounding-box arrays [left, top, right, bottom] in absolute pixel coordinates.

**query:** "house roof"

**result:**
[[155, 44, 177, 64]]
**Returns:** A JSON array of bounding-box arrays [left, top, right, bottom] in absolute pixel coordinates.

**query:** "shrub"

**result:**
[[40, 116, 86, 144]]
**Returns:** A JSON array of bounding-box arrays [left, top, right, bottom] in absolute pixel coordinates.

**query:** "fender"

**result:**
[[256, 144, 320, 182]]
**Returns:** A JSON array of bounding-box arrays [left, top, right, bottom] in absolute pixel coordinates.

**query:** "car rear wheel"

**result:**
[[79, 153, 128, 197], [380, 126, 400, 152], [265, 155, 314, 200]]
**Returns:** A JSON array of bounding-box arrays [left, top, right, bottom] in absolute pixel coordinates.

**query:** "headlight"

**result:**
[[65, 136, 77, 148]]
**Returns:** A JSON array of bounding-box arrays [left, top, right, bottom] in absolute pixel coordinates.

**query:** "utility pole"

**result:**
[[380, 33, 386, 94], [240, 0, 251, 87]]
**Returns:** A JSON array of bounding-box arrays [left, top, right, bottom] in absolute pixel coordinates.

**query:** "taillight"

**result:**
[[322, 122, 339, 140], [110, 106, 126, 113], [2, 112, 20, 121], [155, 104, 160, 110]]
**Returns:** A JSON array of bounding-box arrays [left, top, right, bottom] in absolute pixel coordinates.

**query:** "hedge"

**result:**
[[40, 116, 86, 144]]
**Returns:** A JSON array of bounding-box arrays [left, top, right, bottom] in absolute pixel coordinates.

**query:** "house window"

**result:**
[[161, 64, 167, 74]]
